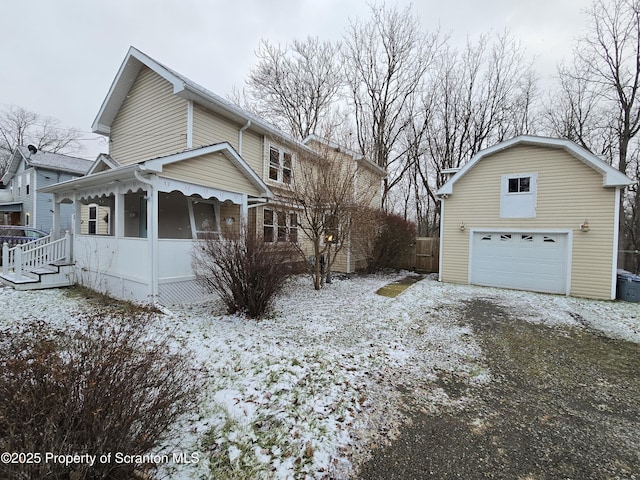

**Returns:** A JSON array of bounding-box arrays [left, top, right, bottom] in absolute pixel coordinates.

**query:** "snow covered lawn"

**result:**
[[0, 274, 637, 479]]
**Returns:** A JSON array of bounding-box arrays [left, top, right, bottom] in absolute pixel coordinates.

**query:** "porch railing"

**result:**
[[2, 231, 71, 281]]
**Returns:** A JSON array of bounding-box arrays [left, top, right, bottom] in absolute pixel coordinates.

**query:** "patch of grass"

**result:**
[[202, 407, 310, 480], [64, 284, 161, 314], [376, 275, 425, 297]]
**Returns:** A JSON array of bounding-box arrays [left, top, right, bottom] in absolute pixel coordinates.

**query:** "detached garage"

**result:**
[[437, 136, 633, 300]]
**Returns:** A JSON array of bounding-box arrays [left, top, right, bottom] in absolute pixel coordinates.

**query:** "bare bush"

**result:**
[[365, 211, 417, 272], [0, 314, 198, 480], [193, 231, 299, 319]]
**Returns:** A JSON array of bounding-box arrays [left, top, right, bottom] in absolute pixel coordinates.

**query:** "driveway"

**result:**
[[357, 297, 640, 479]]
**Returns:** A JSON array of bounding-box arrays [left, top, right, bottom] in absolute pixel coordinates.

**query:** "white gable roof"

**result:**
[[437, 135, 634, 196]]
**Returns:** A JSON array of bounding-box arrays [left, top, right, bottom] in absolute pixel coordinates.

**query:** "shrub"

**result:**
[[192, 230, 299, 319], [0, 314, 198, 480], [366, 211, 417, 272]]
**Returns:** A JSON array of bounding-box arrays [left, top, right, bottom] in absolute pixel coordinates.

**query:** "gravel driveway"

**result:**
[[357, 297, 640, 479]]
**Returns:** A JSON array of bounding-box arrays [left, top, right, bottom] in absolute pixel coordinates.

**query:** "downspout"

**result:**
[[438, 196, 445, 282], [611, 186, 623, 300], [134, 170, 158, 304], [186, 101, 194, 149], [238, 120, 251, 155]]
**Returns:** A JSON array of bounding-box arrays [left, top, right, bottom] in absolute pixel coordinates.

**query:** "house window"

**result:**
[[500, 173, 537, 218], [192, 200, 219, 239], [264, 209, 274, 242], [508, 176, 530, 193], [263, 209, 298, 243], [323, 213, 342, 245], [268, 146, 293, 184], [88, 206, 97, 235], [25, 213, 30, 226], [289, 213, 298, 242]]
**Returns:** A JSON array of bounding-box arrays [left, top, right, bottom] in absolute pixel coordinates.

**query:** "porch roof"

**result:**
[[0, 202, 22, 212], [39, 142, 273, 201], [38, 163, 155, 195]]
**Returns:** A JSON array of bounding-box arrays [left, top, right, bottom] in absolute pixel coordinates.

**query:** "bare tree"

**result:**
[[244, 37, 344, 140], [343, 3, 440, 209], [404, 31, 537, 236], [276, 139, 379, 289], [552, 0, 640, 269], [0, 105, 80, 176]]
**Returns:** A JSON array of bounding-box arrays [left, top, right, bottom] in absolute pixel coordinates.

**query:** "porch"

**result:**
[[61, 177, 250, 305]]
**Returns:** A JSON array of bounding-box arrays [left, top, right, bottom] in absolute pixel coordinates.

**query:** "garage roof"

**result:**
[[437, 135, 634, 196]]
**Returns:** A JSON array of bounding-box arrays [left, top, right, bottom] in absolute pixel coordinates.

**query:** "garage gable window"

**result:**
[[501, 173, 537, 218]]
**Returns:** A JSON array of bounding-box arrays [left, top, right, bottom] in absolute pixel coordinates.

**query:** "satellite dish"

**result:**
[[27, 145, 37, 154]]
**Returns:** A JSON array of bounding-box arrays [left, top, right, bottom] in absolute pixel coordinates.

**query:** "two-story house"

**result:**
[[39, 47, 384, 305], [0, 146, 93, 232]]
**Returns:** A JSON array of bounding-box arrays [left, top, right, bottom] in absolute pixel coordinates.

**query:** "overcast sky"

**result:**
[[0, 0, 591, 159]]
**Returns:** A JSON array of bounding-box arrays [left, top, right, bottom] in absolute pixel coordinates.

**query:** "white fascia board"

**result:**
[[436, 135, 634, 196], [91, 47, 186, 135], [37, 164, 150, 194]]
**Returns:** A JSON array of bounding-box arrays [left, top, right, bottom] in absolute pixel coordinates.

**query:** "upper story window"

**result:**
[[269, 146, 292, 184], [501, 173, 537, 218], [508, 176, 530, 193]]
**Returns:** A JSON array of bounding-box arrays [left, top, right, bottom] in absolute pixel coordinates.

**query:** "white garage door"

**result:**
[[470, 232, 568, 294]]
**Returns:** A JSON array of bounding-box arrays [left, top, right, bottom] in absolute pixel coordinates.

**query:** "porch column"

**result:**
[[115, 188, 124, 239], [240, 194, 248, 230], [148, 184, 159, 301], [51, 194, 61, 240], [73, 193, 82, 235]]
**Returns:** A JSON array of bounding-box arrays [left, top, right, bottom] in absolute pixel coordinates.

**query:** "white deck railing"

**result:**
[[2, 232, 71, 281]]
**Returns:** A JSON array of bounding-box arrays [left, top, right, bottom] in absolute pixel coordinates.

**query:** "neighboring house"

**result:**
[[436, 135, 634, 300], [35, 46, 383, 305], [0, 146, 93, 232]]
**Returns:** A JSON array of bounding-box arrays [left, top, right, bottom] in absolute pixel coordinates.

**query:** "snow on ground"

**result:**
[[0, 275, 638, 479]]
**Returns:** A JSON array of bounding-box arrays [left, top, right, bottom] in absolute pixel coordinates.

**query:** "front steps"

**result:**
[[0, 262, 75, 291]]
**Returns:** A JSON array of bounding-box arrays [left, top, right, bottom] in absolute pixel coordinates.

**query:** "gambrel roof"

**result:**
[[437, 135, 634, 197]]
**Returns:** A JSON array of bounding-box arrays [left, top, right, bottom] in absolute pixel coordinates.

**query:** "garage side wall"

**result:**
[[440, 145, 617, 299]]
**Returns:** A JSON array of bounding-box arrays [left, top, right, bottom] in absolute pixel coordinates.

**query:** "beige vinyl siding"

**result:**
[[441, 145, 617, 299], [110, 67, 187, 165], [219, 203, 241, 238], [192, 105, 263, 175], [356, 164, 383, 209], [162, 152, 260, 197]]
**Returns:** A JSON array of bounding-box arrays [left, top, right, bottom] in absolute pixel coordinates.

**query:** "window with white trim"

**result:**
[[263, 209, 298, 242], [508, 176, 530, 193], [88, 205, 97, 235], [268, 146, 292, 184], [500, 173, 537, 218]]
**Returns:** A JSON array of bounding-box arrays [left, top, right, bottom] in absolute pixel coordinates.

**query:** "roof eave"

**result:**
[[438, 135, 635, 195], [38, 164, 149, 195]]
